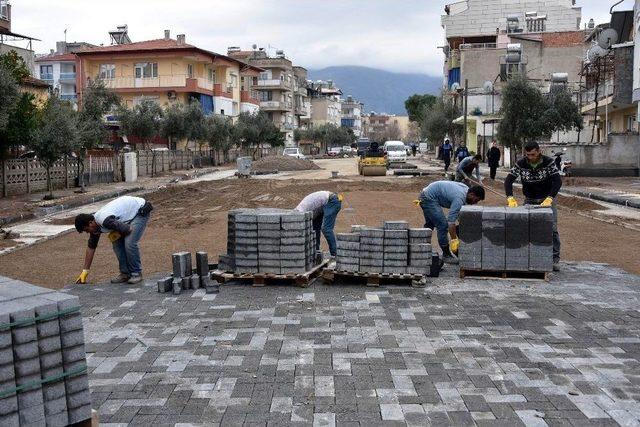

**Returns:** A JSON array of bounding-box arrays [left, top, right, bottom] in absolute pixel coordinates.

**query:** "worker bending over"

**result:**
[[295, 191, 343, 257], [504, 141, 562, 271], [456, 154, 482, 183], [417, 181, 485, 264], [74, 196, 153, 284]]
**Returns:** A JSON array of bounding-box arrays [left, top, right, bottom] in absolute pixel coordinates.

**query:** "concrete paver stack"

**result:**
[[219, 208, 317, 275], [336, 221, 433, 275], [0, 277, 91, 426], [459, 206, 553, 272]]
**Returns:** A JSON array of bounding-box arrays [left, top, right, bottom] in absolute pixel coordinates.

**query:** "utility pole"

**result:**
[[463, 79, 469, 147]]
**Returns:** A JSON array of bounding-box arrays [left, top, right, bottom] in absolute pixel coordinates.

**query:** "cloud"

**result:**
[[9, 0, 634, 76]]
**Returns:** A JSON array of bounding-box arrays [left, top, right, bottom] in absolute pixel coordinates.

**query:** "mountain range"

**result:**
[[308, 66, 442, 116]]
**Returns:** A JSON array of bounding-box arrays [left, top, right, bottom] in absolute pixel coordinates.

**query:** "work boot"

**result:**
[[110, 273, 130, 284], [441, 246, 459, 265], [127, 274, 143, 284]]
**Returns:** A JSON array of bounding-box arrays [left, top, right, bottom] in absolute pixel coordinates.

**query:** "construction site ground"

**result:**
[[1, 157, 639, 288]]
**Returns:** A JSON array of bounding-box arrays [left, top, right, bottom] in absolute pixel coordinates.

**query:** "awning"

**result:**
[[452, 114, 502, 125]]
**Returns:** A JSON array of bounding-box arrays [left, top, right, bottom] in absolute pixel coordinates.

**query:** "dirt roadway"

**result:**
[[1, 176, 639, 289]]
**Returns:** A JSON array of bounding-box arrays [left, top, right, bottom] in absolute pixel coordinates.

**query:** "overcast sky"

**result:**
[[10, 0, 634, 76]]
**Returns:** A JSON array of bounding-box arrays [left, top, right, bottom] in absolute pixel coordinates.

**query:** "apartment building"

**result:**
[[293, 66, 311, 130], [75, 30, 261, 118], [0, 0, 38, 73], [308, 80, 342, 128], [363, 114, 410, 142], [340, 95, 364, 137], [228, 47, 307, 146]]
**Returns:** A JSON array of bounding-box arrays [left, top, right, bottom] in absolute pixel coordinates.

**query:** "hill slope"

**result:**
[[308, 66, 441, 115]]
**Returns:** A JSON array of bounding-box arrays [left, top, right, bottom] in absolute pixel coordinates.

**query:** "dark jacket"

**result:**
[[455, 146, 469, 161], [487, 147, 501, 167], [504, 155, 562, 200]]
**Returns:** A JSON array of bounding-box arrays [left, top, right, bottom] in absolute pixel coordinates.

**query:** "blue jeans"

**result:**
[[313, 194, 342, 256], [112, 214, 149, 276], [421, 198, 449, 250]]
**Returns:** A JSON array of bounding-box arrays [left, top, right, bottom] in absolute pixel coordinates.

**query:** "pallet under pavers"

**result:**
[[0, 276, 92, 426], [322, 267, 428, 287], [211, 259, 329, 287]]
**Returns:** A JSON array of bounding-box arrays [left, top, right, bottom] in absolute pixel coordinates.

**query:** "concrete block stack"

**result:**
[[0, 278, 91, 426], [219, 208, 317, 275], [459, 206, 554, 272], [158, 251, 219, 294], [335, 221, 434, 275]]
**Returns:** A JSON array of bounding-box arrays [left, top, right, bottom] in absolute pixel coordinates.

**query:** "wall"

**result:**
[[543, 134, 640, 176], [442, 0, 581, 38], [0, 44, 34, 75]]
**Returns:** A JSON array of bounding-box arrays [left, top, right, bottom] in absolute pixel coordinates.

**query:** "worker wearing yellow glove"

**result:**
[[507, 196, 518, 208], [449, 238, 460, 255], [75, 269, 89, 284], [504, 141, 562, 271]]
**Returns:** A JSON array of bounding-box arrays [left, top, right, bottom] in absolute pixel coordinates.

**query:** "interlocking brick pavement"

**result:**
[[65, 261, 640, 426]]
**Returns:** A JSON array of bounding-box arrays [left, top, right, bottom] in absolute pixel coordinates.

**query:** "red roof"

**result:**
[[76, 38, 263, 72], [35, 52, 77, 62], [22, 76, 51, 88]]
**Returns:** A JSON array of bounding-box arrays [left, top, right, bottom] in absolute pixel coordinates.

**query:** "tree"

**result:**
[[32, 97, 78, 199], [184, 101, 207, 151], [420, 96, 462, 147], [0, 92, 39, 158], [0, 61, 20, 140], [233, 112, 285, 159], [77, 79, 119, 190], [161, 102, 188, 150], [297, 124, 356, 153], [497, 75, 582, 150], [405, 94, 437, 123], [204, 115, 233, 164], [119, 99, 163, 150], [0, 50, 30, 82]]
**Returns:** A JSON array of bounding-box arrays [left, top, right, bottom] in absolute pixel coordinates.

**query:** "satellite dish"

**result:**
[[597, 28, 619, 49], [483, 81, 494, 93], [587, 45, 607, 62]]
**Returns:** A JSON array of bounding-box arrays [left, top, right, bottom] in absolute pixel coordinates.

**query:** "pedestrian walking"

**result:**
[[455, 144, 469, 163], [487, 140, 501, 180], [441, 138, 453, 173]]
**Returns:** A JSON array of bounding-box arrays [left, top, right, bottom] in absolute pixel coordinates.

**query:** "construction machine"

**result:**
[[358, 142, 387, 176]]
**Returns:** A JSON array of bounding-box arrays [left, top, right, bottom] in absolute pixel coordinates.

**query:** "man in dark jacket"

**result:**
[[487, 141, 501, 180], [455, 144, 469, 163], [504, 141, 562, 271], [441, 138, 453, 173]]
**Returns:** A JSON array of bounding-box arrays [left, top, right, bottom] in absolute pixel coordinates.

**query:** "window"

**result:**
[[40, 65, 53, 79], [133, 96, 159, 106], [99, 64, 115, 79], [230, 74, 238, 88], [134, 62, 158, 78], [187, 64, 194, 78], [260, 91, 273, 101], [260, 71, 271, 80], [626, 115, 637, 132], [208, 68, 215, 82]]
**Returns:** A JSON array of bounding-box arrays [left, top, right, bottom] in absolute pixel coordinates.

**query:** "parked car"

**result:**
[[383, 140, 407, 163], [283, 147, 305, 159], [327, 147, 342, 157]]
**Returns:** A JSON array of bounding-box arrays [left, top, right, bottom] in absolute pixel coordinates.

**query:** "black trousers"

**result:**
[[489, 165, 497, 180], [444, 157, 451, 172]]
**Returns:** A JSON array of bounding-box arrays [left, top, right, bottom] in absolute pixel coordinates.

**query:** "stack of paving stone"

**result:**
[[219, 208, 317, 275], [0, 277, 91, 426], [157, 251, 219, 294], [335, 221, 433, 275], [459, 206, 553, 272]]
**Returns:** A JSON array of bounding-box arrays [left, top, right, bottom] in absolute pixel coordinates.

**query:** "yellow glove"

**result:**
[[540, 197, 553, 207], [450, 238, 460, 254], [507, 197, 518, 208], [337, 193, 344, 202], [413, 199, 422, 207], [108, 231, 122, 242], [75, 269, 89, 284]]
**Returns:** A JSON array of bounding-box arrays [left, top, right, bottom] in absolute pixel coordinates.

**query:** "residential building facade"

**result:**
[[0, 0, 38, 73], [76, 31, 261, 119], [341, 96, 363, 137], [35, 52, 79, 104], [363, 114, 410, 142], [308, 80, 342, 128], [229, 47, 306, 146]]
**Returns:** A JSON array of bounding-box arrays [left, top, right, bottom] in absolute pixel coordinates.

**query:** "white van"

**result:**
[[383, 140, 407, 163]]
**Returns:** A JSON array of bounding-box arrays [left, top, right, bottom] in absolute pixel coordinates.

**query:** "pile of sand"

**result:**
[[251, 156, 321, 172]]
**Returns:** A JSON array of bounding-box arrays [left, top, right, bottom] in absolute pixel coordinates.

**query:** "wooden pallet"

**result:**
[[211, 260, 329, 288], [322, 268, 428, 287], [460, 268, 549, 281]]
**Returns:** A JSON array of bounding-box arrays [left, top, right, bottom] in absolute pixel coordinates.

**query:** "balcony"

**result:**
[[294, 104, 309, 116], [459, 42, 498, 50], [213, 83, 234, 99], [59, 72, 76, 81], [580, 77, 633, 115], [101, 74, 226, 96], [280, 123, 295, 132], [40, 73, 54, 81], [260, 100, 292, 111], [60, 94, 77, 101], [241, 90, 259, 105], [295, 85, 307, 96], [254, 79, 291, 90]]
